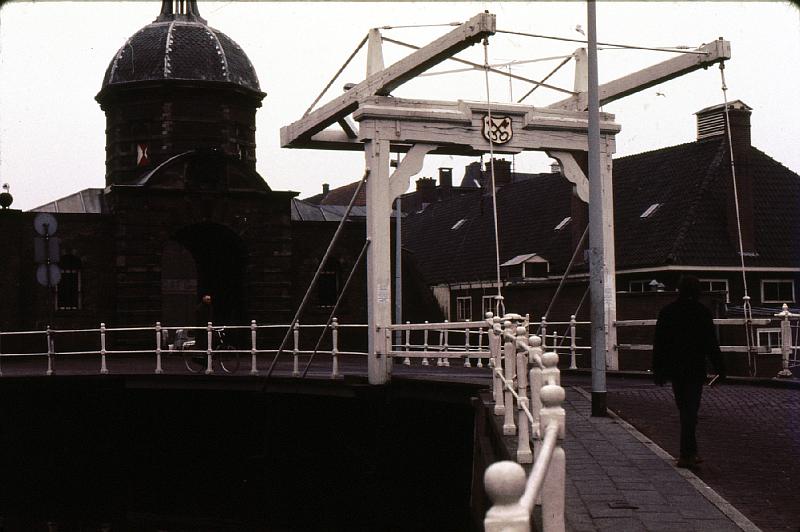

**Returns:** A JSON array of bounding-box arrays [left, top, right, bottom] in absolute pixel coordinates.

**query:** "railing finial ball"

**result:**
[[529, 334, 542, 347], [542, 350, 558, 368], [541, 383, 566, 407], [515, 325, 526, 337], [484, 461, 526, 504]]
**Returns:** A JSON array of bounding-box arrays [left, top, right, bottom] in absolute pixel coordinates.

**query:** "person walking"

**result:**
[[653, 275, 726, 469]]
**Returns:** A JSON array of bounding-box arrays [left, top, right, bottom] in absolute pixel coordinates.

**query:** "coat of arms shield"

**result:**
[[482, 115, 513, 144]]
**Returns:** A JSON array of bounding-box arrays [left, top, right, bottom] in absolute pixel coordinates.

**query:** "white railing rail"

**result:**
[[0, 320, 368, 377], [483, 313, 567, 532], [616, 314, 800, 377]]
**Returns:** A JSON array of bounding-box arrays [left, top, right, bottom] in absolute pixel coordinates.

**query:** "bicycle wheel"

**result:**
[[219, 345, 240, 374], [184, 350, 207, 373]]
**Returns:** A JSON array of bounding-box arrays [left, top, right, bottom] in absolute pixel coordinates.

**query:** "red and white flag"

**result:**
[[136, 143, 150, 166]]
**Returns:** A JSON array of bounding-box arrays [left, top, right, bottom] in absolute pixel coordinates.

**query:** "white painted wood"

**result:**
[[573, 48, 588, 93], [549, 39, 731, 111], [365, 138, 393, 384], [366, 28, 384, 76], [281, 12, 495, 147], [547, 151, 589, 202], [388, 144, 437, 200]]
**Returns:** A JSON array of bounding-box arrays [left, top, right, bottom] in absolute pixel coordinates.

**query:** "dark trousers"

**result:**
[[672, 379, 703, 459]]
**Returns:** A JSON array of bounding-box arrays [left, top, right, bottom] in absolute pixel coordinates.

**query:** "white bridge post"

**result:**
[[250, 320, 259, 375], [776, 304, 798, 378], [516, 325, 532, 463], [100, 322, 109, 374], [154, 322, 163, 374]]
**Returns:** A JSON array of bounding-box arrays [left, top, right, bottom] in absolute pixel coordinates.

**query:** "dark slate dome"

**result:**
[[101, 0, 260, 93]]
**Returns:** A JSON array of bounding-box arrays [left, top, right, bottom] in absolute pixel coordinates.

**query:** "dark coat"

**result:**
[[653, 298, 725, 384]]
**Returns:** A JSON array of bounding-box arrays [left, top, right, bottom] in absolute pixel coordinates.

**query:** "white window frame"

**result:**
[[699, 278, 730, 303], [757, 328, 782, 354], [761, 279, 796, 303], [482, 295, 497, 318], [456, 296, 473, 322], [628, 280, 649, 293]]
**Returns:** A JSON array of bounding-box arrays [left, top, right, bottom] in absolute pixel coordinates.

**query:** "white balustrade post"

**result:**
[[331, 318, 340, 378], [46, 326, 54, 376], [292, 322, 301, 377], [776, 304, 797, 378], [100, 322, 109, 374], [443, 323, 450, 367], [483, 461, 530, 532], [437, 321, 447, 367], [540, 351, 566, 532], [422, 321, 430, 366], [569, 315, 578, 370], [250, 320, 259, 375], [0, 328, 3, 377], [205, 321, 213, 375], [403, 322, 411, 366], [154, 322, 163, 374], [528, 335, 543, 444], [477, 325, 485, 368], [540, 316, 547, 351], [516, 326, 532, 463], [503, 318, 519, 436], [464, 323, 472, 367], [488, 313, 504, 415]]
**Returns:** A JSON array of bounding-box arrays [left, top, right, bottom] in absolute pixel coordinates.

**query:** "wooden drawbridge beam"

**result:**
[[281, 12, 495, 148], [548, 39, 731, 111]]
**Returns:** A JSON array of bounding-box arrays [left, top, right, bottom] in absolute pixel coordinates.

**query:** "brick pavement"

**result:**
[[561, 385, 757, 532], [602, 377, 800, 532]]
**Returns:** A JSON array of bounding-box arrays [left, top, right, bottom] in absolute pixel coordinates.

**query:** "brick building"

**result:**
[[0, 0, 439, 340]]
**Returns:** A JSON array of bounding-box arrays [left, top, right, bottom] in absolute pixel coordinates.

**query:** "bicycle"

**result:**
[[172, 327, 240, 374]]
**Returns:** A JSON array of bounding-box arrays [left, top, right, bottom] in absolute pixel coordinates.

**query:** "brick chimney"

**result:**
[[696, 100, 755, 253], [322, 183, 330, 196], [415, 177, 437, 205], [485, 158, 512, 187], [438, 167, 453, 189]]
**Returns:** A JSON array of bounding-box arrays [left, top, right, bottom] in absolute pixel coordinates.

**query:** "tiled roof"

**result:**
[[101, 18, 260, 93], [404, 138, 800, 285], [301, 181, 367, 207], [30, 189, 106, 214], [403, 173, 574, 285]]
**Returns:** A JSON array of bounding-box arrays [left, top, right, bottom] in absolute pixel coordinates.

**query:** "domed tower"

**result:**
[[96, 0, 265, 186]]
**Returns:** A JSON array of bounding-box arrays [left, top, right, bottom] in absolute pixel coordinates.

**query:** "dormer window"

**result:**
[[501, 253, 550, 280], [640, 203, 662, 218]]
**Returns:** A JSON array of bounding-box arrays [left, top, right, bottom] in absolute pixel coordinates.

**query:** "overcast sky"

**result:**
[[1, 1, 799, 210]]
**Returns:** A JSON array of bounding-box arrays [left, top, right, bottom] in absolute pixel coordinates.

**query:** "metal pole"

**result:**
[[587, 0, 608, 416]]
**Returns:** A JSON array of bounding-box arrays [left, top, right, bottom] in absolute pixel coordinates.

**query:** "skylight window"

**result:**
[[451, 218, 467, 230], [640, 203, 662, 218], [554, 216, 572, 231]]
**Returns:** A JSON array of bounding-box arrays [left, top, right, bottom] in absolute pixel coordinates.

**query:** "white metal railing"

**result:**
[[0, 320, 368, 378], [616, 310, 800, 378], [482, 313, 567, 532]]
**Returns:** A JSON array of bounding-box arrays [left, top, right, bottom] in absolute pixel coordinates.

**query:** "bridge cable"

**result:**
[[300, 239, 370, 378], [719, 61, 756, 375], [482, 37, 505, 317], [540, 223, 589, 329], [517, 54, 573, 103], [266, 170, 369, 377], [304, 33, 369, 117], [496, 29, 709, 55], [382, 36, 575, 96]]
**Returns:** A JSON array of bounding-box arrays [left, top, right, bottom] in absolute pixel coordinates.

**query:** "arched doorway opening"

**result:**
[[164, 223, 246, 326]]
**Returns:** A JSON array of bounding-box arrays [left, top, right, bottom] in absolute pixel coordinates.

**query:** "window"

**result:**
[[761, 280, 795, 303], [699, 279, 730, 303], [317, 267, 338, 307], [456, 296, 472, 321], [640, 203, 662, 218], [628, 280, 649, 293], [56, 255, 82, 310], [482, 295, 497, 318], [757, 328, 782, 354], [523, 262, 549, 278]]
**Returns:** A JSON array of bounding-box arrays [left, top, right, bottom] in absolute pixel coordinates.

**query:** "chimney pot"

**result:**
[[322, 183, 330, 195]]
